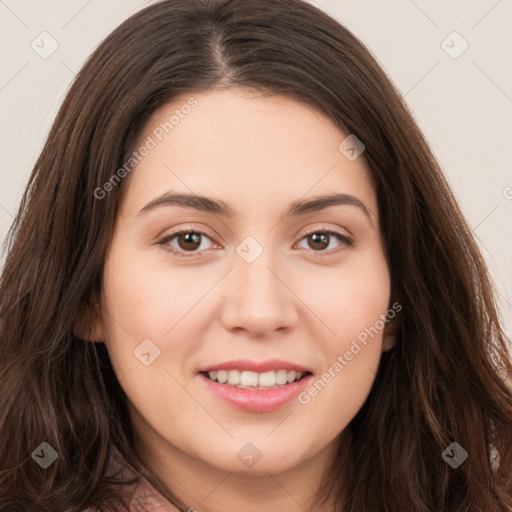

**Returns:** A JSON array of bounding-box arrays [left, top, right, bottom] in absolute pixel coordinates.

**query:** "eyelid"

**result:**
[[156, 224, 217, 258], [293, 227, 353, 256], [299, 225, 352, 241]]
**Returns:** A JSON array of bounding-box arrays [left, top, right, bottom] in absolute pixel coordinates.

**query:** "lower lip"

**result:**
[[200, 373, 313, 412]]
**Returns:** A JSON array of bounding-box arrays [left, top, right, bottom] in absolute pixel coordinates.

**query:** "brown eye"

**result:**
[[296, 229, 353, 255], [307, 232, 330, 251], [158, 229, 215, 257], [176, 232, 202, 251]]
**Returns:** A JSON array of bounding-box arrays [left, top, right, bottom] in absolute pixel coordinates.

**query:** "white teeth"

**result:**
[[287, 370, 297, 383], [275, 369, 288, 385], [206, 369, 306, 387], [240, 371, 259, 386], [258, 371, 276, 387], [227, 369, 241, 385], [217, 370, 228, 384]]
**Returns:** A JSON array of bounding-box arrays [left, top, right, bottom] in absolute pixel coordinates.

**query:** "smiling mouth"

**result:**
[[201, 369, 312, 390]]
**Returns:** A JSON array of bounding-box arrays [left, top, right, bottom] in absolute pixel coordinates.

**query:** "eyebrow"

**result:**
[[138, 191, 372, 224]]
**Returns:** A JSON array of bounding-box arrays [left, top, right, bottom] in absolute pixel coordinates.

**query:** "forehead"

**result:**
[[120, 88, 377, 220]]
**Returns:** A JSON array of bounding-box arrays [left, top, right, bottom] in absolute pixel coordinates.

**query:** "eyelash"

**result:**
[[156, 226, 353, 259]]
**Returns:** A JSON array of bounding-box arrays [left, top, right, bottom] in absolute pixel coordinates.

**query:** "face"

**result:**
[[94, 88, 394, 477]]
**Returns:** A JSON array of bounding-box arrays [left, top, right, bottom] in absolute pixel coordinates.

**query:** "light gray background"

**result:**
[[1, 0, 511, 336]]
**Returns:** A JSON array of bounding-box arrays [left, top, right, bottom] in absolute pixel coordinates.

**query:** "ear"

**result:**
[[73, 299, 105, 342], [382, 306, 400, 352]]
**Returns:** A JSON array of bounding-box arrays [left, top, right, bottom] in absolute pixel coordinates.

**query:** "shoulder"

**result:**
[[80, 447, 181, 511], [80, 506, 181, 512], [132, 474, 183, 511], [79, 495, 181, 511], [112, 448, 182, 511]]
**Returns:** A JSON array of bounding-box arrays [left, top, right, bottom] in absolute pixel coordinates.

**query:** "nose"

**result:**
[[220, 244, 299, 337]]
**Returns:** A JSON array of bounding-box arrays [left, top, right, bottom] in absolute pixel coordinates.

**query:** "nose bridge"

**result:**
[[221, 234, 297, 333]]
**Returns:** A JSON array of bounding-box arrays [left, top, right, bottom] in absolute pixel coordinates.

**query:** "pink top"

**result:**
[[83, 447, 182, 511]]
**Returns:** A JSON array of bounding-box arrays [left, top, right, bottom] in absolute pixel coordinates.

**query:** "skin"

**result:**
[[90, 88, 396, 512]]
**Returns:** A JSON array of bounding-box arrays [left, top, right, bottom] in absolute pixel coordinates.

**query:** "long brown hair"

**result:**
[[1, 0, 511, 510]]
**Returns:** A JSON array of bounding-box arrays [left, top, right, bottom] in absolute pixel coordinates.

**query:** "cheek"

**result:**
[[101, 244, 202, 339], [99, 245, 174, 379], [100, 248, 204, 426], [100, 242, 219, 390], [302, 248, 391, 348], [295, 252, 390, 425]]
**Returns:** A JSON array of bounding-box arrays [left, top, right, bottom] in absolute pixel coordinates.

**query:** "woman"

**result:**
[[0, 0, 511, 510]]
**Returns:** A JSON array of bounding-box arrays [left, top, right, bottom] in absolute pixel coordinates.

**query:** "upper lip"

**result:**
[[199, 359, 312, 374]]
